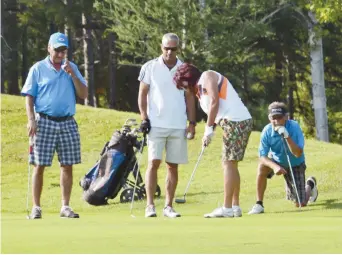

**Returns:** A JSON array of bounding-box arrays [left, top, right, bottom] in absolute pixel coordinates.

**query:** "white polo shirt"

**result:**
[[138, 56, 186, 129]]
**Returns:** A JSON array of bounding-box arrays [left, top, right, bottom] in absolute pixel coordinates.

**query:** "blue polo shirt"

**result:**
[[258, 120, 305, 168], [21, 56, 87, 117]]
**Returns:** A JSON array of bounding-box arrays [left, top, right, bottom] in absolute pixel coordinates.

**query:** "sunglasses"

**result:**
[[54, 47, 67, 53], [271, 115, 284, 120], [163, 46, 177, 52]]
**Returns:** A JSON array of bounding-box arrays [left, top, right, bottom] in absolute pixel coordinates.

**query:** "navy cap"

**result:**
[[268, 106, 287, 116]]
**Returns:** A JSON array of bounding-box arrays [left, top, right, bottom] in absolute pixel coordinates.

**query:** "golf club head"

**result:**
[[175, 198, 186, 204], [26, 215, 31, 220]]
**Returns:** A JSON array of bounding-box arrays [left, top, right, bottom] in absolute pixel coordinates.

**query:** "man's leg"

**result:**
[[223, 160, 239, 208], [165, 162, 178, 207], [32, 165, 45, 207], [145, 159, 161, 206], [60, 165, 73, 206], [232, 164, 240, 206], [256, 163, 273, 202], [59, 164, 79, 218]]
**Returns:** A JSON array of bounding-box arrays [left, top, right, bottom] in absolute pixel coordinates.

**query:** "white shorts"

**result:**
[[147, 127, 188, 164]]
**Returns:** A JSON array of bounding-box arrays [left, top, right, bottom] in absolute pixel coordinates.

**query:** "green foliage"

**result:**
[[308, 0, 342, 23], [2, 0, 342, 143]]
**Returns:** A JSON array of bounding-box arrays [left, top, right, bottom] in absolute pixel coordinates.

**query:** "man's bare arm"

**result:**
[[285, 137, 303, 157], [204, 71, 219, 127], [185, 90, 196, 122], [138, 82, 149, 120], [26, 95, 35, 121]]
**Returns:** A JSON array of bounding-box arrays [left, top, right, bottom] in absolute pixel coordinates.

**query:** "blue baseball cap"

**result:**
[[48, 32, 69, 49]]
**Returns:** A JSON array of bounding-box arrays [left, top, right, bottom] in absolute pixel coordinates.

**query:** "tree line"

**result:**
[[2, 0, 342, 144]]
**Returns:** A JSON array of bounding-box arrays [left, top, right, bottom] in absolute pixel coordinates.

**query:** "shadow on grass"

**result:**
[[271, 199, 342, 214], [178, 191, 223, 198], [307, 199, 342, 210]]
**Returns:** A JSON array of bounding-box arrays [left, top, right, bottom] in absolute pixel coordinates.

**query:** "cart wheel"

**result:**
[[120, 188, 139, 203], [140, 184, 161, 199], [155, 184, 161, 198]]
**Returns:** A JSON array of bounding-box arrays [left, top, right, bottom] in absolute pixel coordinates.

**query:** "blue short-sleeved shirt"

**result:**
[[258, 120, 305, 167], [21, 56, 87, 117]]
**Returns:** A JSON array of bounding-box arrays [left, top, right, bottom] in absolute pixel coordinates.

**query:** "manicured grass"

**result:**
[[1, 95, 342, 253]]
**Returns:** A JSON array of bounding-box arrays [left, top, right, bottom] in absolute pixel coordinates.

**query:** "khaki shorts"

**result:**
[[147, 127, 188, 164], [219, 118, 253, 161]]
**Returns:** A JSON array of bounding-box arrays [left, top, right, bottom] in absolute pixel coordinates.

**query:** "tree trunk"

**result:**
[[270, 49, 283, 102], [4, 0, 19, 95], [64, 0, 73, 61], [108, 32, 116, 109], [49, 22, 57, 35], [21, 25, 28, 87], [82, 12, 96, 107], [287, 62, 295, 119], [1, 0, 5, 93], [308, 12, 329, 142]]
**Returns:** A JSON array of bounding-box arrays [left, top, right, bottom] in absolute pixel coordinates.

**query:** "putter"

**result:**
[[175, 146, 205, 204], [26, 137, 33, 219], [130, 133, 147, 218], [281, 136, 302, 209]]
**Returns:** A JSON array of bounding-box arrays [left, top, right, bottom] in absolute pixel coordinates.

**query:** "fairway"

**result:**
[[1, 95, 342, 253]]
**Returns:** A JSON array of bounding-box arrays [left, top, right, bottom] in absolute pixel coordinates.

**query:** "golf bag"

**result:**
[[79, 119, 161, 206]]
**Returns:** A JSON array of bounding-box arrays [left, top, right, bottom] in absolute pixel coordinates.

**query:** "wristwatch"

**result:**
[[189, 121, 197, 126]]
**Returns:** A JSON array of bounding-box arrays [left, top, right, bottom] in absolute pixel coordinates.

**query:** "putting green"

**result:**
[[2, 95, 342, 253]]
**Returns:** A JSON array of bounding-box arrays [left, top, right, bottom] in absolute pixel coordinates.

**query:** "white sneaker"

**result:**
[[232, 205, 242, 217], [145, 205, 157, 217], [248, 204, 264, 215], [204, 207, 234, 218], [307, 176, 318, 203], [163, 206, 181, 218]]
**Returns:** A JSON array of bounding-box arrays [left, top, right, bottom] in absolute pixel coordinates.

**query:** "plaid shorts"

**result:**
[[267, 162, 307, 203], [30, 115, 81, 166], [218, 118, 253, 161], [284, 163, 306, 203]]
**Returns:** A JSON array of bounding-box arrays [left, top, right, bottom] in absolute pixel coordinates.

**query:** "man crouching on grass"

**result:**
[[248, 102, 318, 214]]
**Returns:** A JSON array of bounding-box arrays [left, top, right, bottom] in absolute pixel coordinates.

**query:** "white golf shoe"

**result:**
[[307, 176, 318, 203], [204, 207, 234, 218], [233, 205, 242, 217], [163, 206, 181, 218], [248, 204, 264, 215], [145, 205, 157, 217]]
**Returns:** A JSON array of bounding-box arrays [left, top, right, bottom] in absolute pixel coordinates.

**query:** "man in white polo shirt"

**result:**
[[138, 33, 196, 218]]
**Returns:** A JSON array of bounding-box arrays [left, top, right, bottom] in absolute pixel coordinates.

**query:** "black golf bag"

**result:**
[[79, 119, 161, 206]]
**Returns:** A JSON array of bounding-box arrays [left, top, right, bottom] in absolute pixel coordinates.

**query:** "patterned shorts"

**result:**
[[218, 118, 253, 161], [268, 162, 307, 204], [30, 115, 81, 166], [284, 163, 307, 204]]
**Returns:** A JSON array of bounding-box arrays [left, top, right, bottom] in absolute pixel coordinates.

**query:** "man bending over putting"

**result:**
[[248, 102, 318, 214]]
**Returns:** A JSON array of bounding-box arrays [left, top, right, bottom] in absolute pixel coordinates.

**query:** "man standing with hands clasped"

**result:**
[[248, 102, 318, 214], [21, 32, 88, 219], [138, 33, 196, 218]]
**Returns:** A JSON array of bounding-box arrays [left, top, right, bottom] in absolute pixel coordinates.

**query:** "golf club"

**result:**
[[26, 136, 33, 219], [130, 133, 147, 218], [175, 146, 205, 204], [281, 136, 302, 209]]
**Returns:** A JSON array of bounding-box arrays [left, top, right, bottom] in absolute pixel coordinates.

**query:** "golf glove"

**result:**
[[140, 119, 151, 134], [202, 125, 215, 147], [274, 126, 289, 138]]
